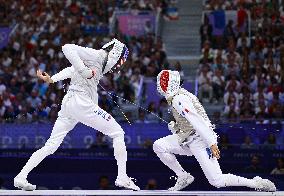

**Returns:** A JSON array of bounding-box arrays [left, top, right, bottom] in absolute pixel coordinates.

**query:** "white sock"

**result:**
[[113, 135, 128, 179], [223, 174, 257, 188], [156, 152, 187, 177]]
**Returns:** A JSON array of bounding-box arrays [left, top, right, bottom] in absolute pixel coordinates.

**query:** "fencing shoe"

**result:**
[[253, 176, 276, 192], [168, 173, 194, 191], [14, 178, 36, 191], [115, 176, 140, 191]]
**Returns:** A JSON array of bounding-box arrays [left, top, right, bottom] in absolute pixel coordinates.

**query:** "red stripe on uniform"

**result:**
[[87, 70, 95, 79]]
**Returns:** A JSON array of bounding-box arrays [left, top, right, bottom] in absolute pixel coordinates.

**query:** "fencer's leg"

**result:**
[[190, 139, 276, 191], [76, 104, 139, 190], [112, 134, 127, 179], [112, 133, 140, 191], [153, 136, 187, 177], [153, 135, 194, 191], [14, 116, 77, 190]]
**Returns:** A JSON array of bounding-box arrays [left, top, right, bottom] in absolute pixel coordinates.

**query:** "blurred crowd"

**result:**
[[199, 0, 284, 122], [0, 0, 169, 123], [219, 132, 283, 150]]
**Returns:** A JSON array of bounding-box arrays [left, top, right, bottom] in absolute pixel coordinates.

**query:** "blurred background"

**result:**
[[0, 0, 284, 191]]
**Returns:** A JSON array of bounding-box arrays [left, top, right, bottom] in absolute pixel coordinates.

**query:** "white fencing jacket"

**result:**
[[171, 88, 217, 147], [51, 44, 108, 104]]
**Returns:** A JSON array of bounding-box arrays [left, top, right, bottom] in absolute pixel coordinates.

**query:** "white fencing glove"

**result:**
[[168, 121, 178, 134]]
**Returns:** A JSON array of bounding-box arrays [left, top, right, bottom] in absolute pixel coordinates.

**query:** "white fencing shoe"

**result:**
[[14, 178, 36, 191], [168, 173, 194, 191], [115, 177, 140, 191], [253, 176, 276, 192]]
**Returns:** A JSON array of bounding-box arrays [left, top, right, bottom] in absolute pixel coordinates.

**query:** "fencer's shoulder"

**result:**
[[62, 43, 78, 49], [178, 88, 197, 99], [172, 93, 188, 106], [62, 44, 94, 51]]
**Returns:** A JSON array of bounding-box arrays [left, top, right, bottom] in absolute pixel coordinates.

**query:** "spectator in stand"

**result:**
[[224, 83, 240, 112], [98, 176, 114, 190], [173, 61, 184, 79], [130, 68, 143, 103], [253, 85, 268, 106], [90, 132, 110, 149], [237, 33, 250, 56], [200, 41, 214, 64], [146, 102, 158, 122], [244, 155, 264, 173], [224, 20, 236, 43], [15, 106, 33, 123], [3, 106, 16, 123], [0, 77, 6, 95], [255, 97, 269, 123], [212, 68, 225, 103], [142, 138, 153, 149], [219, 133, 231, 150], [211, 55, 225, 72], [239, 91, 255, 122], [212, 111, 221, 124], [198, 64, 213, 103], [200, 15, 213, 47], [145, 178, 157, 190], [263, 133, 277, 150], [116, 71, 135, 102], [158, 98, 172, 123], [135, 109, 150, 124], [270, 158, 284, 175], [241, 136, 256, 150], [26, 90, 41, 110]]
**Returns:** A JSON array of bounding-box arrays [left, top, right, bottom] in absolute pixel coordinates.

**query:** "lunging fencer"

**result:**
[[153, 70, 276, 192], [14, 39, 140, 191]]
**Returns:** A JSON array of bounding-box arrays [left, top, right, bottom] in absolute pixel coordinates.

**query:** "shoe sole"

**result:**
[[168, 176, 194, 191], [14, 182, 36, 191], [115, 182, 140, 191]]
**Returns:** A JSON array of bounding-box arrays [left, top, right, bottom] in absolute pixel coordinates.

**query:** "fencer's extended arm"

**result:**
[[172, 94, 217, 147], [62, 44, 94, 79], [50, 66, 74, 83]]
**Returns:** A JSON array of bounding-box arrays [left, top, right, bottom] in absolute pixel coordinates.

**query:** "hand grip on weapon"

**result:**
[[37, 69, 54, 84], [168, 121, 178, 134], [210, 144, 220, 159]]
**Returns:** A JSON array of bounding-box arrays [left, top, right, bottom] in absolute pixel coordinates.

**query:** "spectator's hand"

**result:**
[[37, 70, 53, 83], [210, 144, 220, 159]]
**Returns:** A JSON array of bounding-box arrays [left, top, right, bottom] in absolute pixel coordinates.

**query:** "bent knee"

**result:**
[[153, 139, 165, 153], [107, 123, 124, 139]]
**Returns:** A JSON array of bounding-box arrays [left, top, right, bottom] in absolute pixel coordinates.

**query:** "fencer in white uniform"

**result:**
[[153, 70, 276, 192], [14, 39, 140, 191]]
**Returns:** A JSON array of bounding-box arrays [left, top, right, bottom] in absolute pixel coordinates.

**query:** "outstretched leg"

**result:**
[[190, 136, 276, 191], [14, 116, 77, 190], [153, 135, 189, 177]]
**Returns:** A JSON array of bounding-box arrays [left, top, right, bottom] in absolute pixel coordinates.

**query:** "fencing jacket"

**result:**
[[170, 88, 217, 147], [51, 44, 108, 104]]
